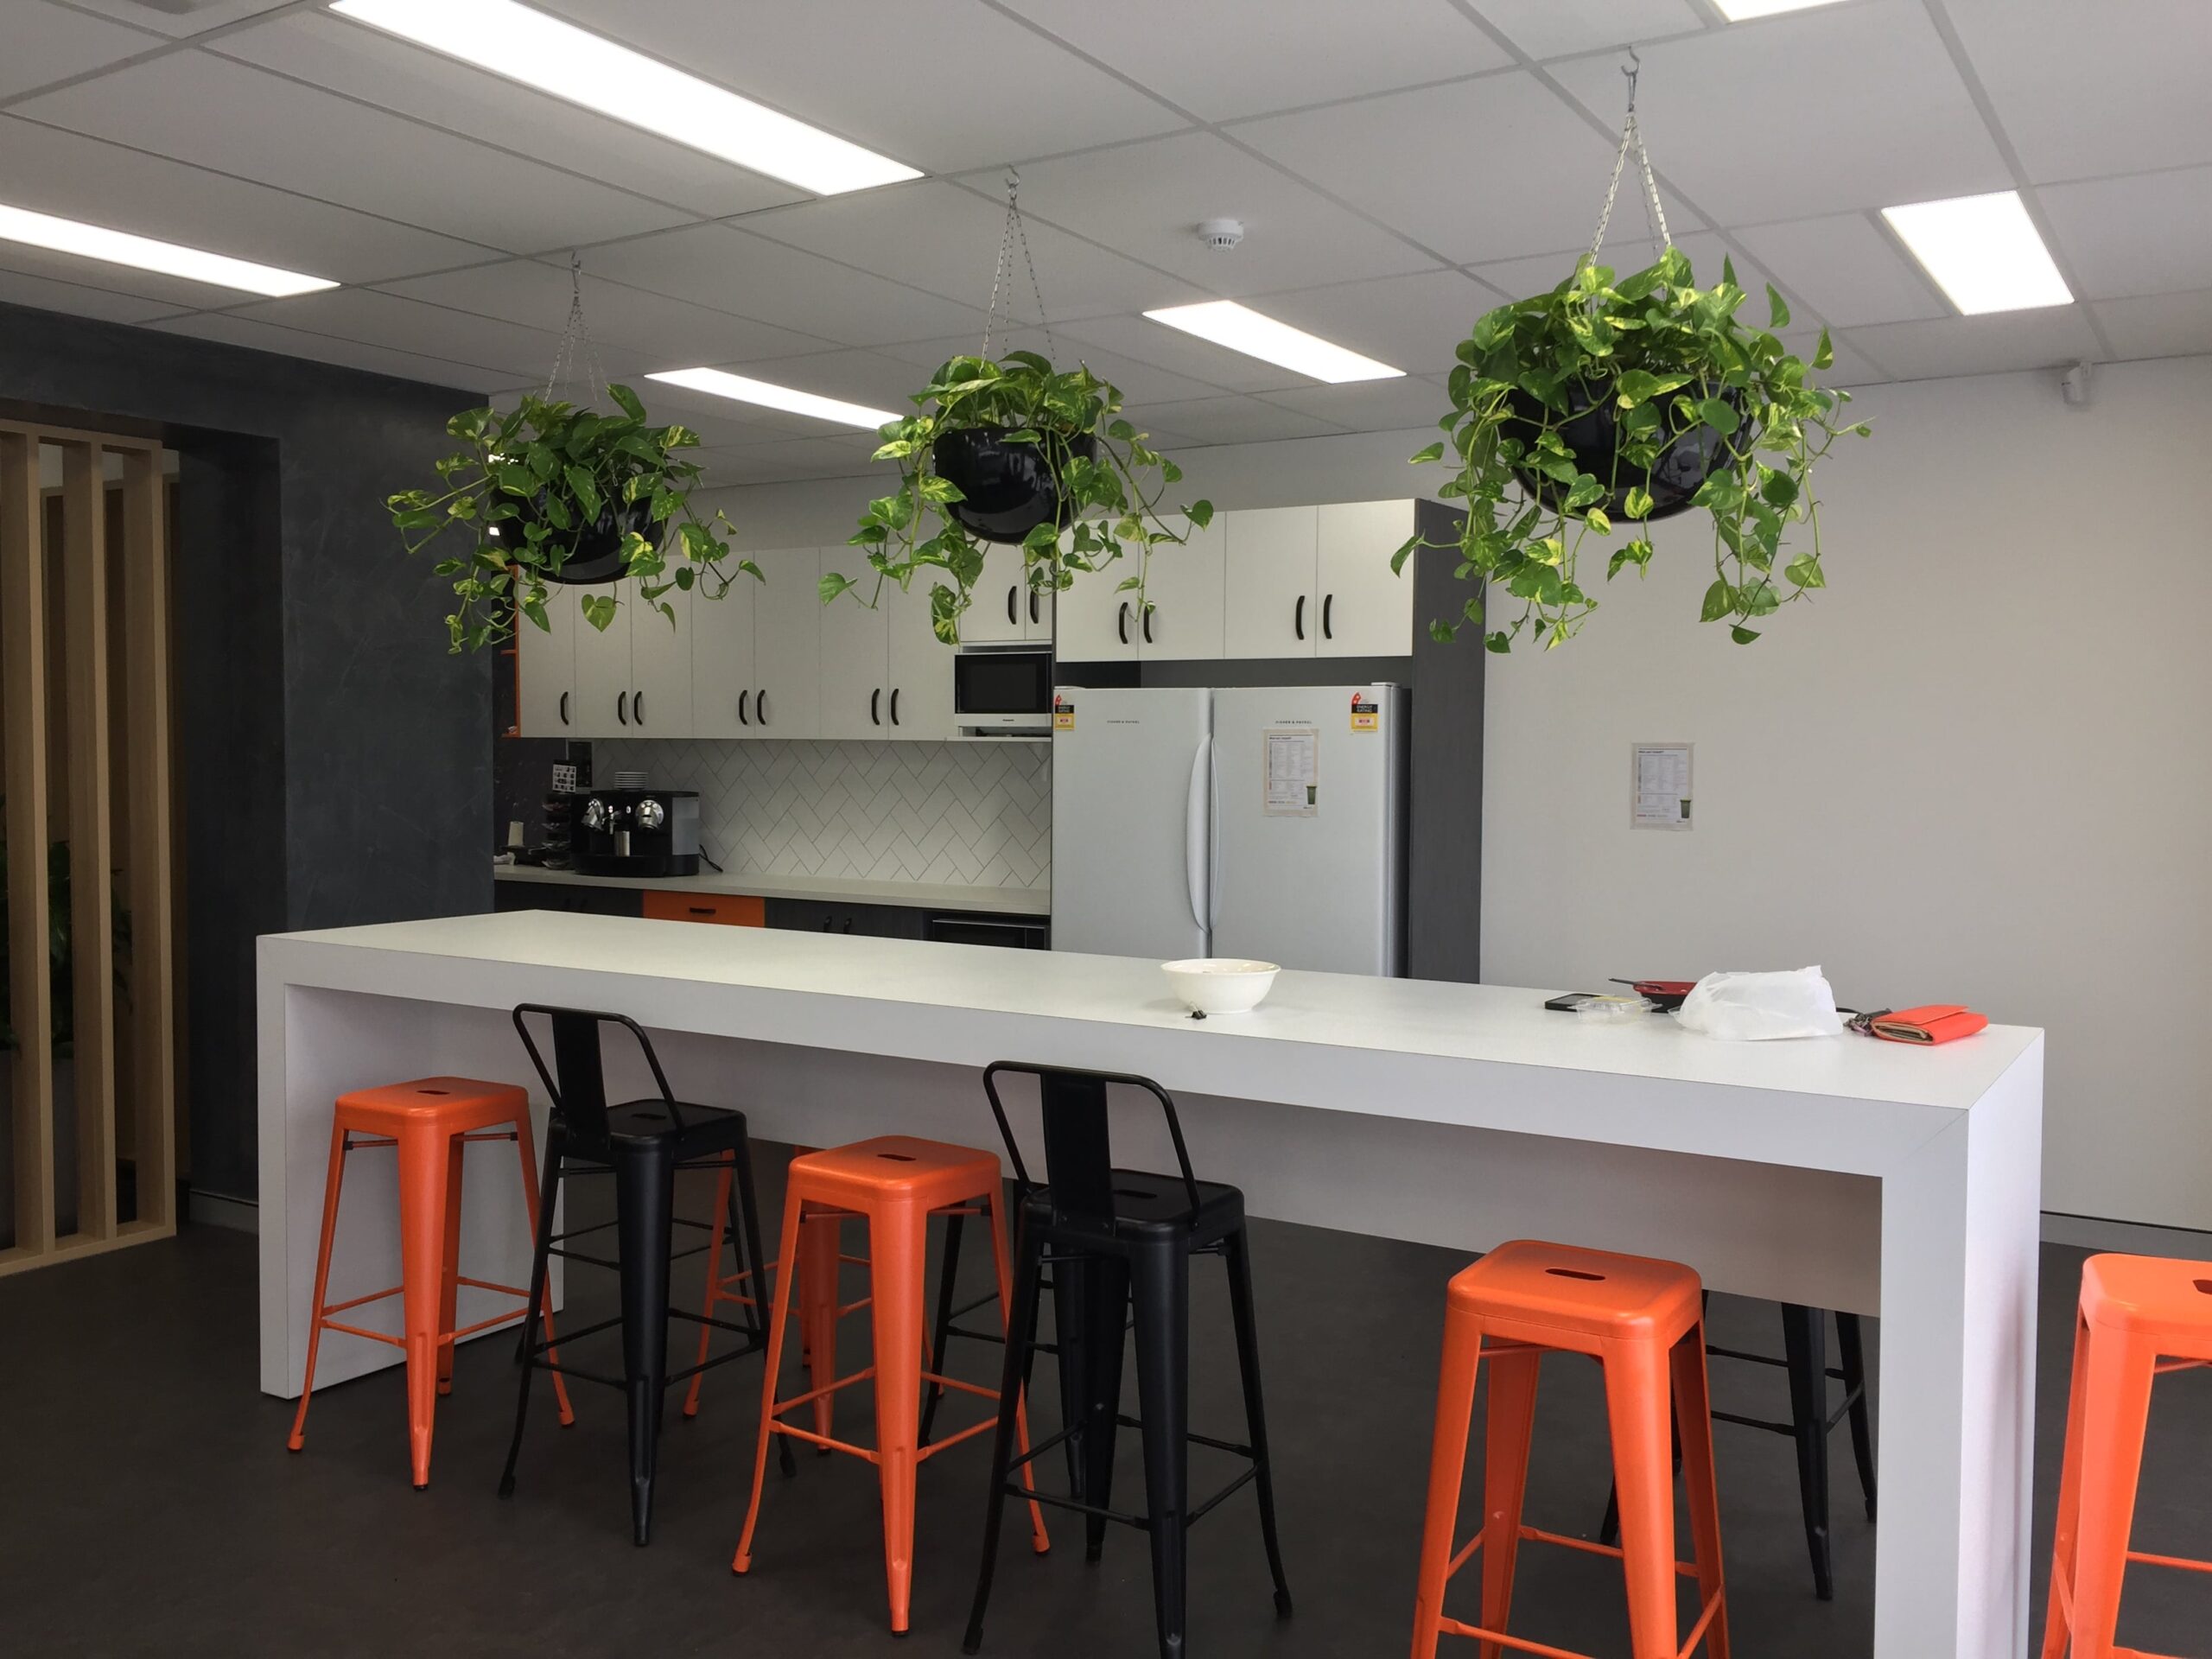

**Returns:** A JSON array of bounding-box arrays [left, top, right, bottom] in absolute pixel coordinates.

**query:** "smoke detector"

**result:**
[[1195, 218, 1245, 251]]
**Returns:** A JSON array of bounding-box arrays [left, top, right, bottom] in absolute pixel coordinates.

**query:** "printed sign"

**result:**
[[1052, 694, 1075, 733], [1264, 727, 1319, 817], [1350, 694, 1380, 733]]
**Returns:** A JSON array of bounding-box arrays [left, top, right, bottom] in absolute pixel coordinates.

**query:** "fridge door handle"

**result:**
[[1185, 735, 1211, 932], [1208, 740, 1221, 929]]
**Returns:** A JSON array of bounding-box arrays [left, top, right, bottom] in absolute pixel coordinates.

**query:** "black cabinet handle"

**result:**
[[617, 691, 629, 725], [1323, 593, 1334, 640], [558, 690, 569, 726], [872, 687, 881, 727], [1007, 585, 1018, 626], [890, 687, 901, 726], [842, 918, 855, 933], [633, 690, 645, 726], [1142, 604, 1154, 645], [1117, 601, 1129, 645], [1294, 594, 1306, 641], [739, 690, 750, 726], [758, 688, 769, 726], [820, 918, 832, 931], [1028, 588, 1039, 626], [687, 906, 714, 916]]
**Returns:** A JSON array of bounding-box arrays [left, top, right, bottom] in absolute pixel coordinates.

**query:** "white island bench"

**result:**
[[257, 910, 2042, 1658]]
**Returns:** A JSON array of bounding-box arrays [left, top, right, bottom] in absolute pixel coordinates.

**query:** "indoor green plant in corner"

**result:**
[[1397, 65, 1866, 652]]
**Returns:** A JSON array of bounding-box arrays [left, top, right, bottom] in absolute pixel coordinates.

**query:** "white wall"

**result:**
[[701, 356, 2212, 1230]]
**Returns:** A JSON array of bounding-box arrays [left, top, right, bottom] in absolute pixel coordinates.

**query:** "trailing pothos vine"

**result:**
[[1395, 247, 1867, 652], [828, 351, 1211, 643]]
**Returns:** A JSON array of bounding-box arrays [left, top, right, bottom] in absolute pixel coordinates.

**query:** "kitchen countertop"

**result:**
[[493, 861, 1049, 917]]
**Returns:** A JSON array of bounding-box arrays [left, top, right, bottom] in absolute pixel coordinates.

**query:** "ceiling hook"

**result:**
[[1622, 47, 1641, 112]]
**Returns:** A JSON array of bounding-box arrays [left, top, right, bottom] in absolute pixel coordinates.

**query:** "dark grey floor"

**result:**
[[3, 1154, 2208, 1656]]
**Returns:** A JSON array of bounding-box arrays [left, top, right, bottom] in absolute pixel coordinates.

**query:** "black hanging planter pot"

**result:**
[[1508, 381, 1742, 523], [494, 493, 659, 585], [932, 424, 1096, 545]]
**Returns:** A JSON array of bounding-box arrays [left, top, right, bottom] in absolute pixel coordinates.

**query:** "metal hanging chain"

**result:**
[[981, 169, 1057, 363], [1585, 49, 1673, 270], [540, 251, 607, 406]]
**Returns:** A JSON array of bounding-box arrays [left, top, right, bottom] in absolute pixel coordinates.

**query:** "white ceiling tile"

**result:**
[[210, 12, 809, 219], [1467, 0, 1707, 61], [1236, 270, 1497, 378], [0, 112, 489, 284], [376, 258, 833, 366], [1122, 397, 1346, 447], [1839, 307, 2104, 384], [12, 52, 692, 254], [0, 3, 162, 100], [219, 287, 598, 380], [533, 0, 1188, 175], [583, 223, 992, 347], [1259, 375, 1452, 433], [1777, 327, 1888, 391], [61, 0, 294, 37], [874, 327, 1230, 406], [2038, 167, 2212, 303], [1233, 73, 1702, 265], [1548, 0, 2012, 223], [1943, 0, 2212, 182], [998, 0, 1510, 121], [691, 435, 891, 486], [0, 265, 180, 324], [989, 131, 1443, 295], [1735, 213, 1948, 327], [144, 310, 501, 391], [2090, 289, 2212, 363], [0, 238, 244, 311], [1058, 312, 1315, 394], [741, 181, 1202, 323]]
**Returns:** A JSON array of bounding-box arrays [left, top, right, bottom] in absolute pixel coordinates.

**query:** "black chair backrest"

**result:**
[[512, 1003, 683, 1142], [981, 1062, 1200, 1224]]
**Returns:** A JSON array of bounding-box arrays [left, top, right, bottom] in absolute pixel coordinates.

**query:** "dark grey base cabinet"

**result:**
[[764, 898, 928, 939], [494, 880, 645, 918]]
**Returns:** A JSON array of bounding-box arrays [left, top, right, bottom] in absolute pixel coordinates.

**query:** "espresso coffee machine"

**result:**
[[571, 787, 701, 877]]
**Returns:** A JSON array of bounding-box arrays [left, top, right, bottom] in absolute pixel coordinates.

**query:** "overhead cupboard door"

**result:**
[[517, 590, 575, 736], [749, 547, 823, 738], [1224, 506, 1318, 658], [1136, 512, 1226, 661], [571, 579, 633, 738], [1316, 500, 1416, 658]]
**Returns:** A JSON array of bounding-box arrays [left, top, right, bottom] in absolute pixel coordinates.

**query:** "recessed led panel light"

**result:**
[[0, 202, 337, 297], [1141, 301, 1402, 384], [331, 0, 920, 196], [1712, 0, 1850, 20], [1881, 190, 2074, 315], [646, 367, 899, 431]]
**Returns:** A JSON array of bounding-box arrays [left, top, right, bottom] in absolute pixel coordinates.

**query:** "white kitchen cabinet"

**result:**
[[626, 588, 692, 736], [571, 579, 636, 738], [691, 564, 759, 739], [748, 546, 822, 739], [818, 550, 891, 741], [963, 543, 1028, 645], [886, 575, 957, 741], [1224, 505, 1319, 658], [515, 588, 575, 737], [1135, 513, 1226, 662], [1051, 525, 1138, 664], [1317, 499, 1417, 658]]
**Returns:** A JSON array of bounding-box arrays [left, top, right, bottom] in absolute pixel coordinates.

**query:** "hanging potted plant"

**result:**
[[381, 260, 757, 652], [823, 175, 1211, 642], [1395, 62, 1867, 652]]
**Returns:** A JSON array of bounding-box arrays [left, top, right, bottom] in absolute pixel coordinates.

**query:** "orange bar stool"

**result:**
[[287, 1077, 572, 1489], [733, 1135, 1050, 1635], [1410, 1240, 1728, 1659], [2041, 1254, 2212, 1657]]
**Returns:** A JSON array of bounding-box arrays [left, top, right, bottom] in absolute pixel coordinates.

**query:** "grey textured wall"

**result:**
[[0, 300, 487, 1202]]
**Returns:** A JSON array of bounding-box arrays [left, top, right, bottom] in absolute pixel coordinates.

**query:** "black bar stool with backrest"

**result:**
[[499, 1003, 791, 1544], [963, 1062, 1293, 1659]]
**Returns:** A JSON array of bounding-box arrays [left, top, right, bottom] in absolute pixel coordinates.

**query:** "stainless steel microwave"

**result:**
[[953, 645, 1052, 734]]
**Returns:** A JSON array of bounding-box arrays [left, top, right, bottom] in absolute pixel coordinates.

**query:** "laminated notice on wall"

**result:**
[[1631, 742, 1693, 830], [1264, 727, 1318, 817]]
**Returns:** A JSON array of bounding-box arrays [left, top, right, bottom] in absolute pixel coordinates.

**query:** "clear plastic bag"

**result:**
[[1675, 966, 1844, 1041]]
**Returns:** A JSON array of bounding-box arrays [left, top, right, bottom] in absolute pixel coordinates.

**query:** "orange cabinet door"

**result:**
[[644, 891, 766, 927]]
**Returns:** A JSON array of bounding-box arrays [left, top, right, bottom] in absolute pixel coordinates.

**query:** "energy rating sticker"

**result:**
[[1350, 695, 1380, 733], [1052, 696, 1075, 732]]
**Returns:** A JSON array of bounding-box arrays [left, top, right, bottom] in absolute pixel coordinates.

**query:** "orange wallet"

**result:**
[[1868, 1005, 1988, 1045]]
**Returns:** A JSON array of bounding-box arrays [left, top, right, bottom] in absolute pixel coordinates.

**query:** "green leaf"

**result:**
[[1766, 283, 1791, 330], [1813, 328, 1834, 372], [1730, 625, 1761, 645], [818, 571, 855, 604], [1408, 441, 1446, 465], [1185, 499, 1215, 530], [1622, 485, 1655, 520], [1698, 397, 1742, 436], [580, 592, 620, 632], [1759, 471, 1799, 509], [1700, 580, 1734, 623], [607, 383, 647, 422], [1783, 553, 1826, 589]]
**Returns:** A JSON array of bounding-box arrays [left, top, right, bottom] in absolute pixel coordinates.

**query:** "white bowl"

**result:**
[[1161, 958, 1281, 1016]]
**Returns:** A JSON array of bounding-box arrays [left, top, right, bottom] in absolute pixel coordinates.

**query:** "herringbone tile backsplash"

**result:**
[[591, 739, 1051, 891]]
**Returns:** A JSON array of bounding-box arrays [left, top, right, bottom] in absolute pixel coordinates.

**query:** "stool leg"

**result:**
[[1054, 1248, 1092, 1503], [963, 1212, 1047, 1656], [2068, 1327, 2158, 1658], [2041, 1313, 2095, 1659], [800, 1211, 842, 1451], [1411, 1304, 1484, 1659], [1605, 1338, 1682, 1659], [1837, 1313, 1877, 1520], [394, 1122, 454, 1491], [868, 1204, 927, 1633], [982, 1182, 1052, 1558], [1781, 1304, 1836, 1601], [1478, 1345, 1541, 1658], [731, 1141, 796, 1479], [510, 1113, 574, 1428], [1223, 1224, 1293, 1617], [1077, 1253, 1131, 1564], [499, 1130, 564, 1497], [1672, 1324, 1730, 1659], [921, 1208, 966, 1447], [435, 1133, 465, 1398], [682, 1154, 737, 1420], [1130, 1238, 1192, 1659], [614, 1142, 677, 1547], [286, 1122, 350, 1452], [734, 1195, 806, 1576]]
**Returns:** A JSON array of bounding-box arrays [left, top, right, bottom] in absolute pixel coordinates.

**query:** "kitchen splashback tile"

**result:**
[[591, 738, 1051, 892]]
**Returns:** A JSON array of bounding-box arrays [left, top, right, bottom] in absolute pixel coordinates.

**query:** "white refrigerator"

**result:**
[[1050, 683, 1406, 975]]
